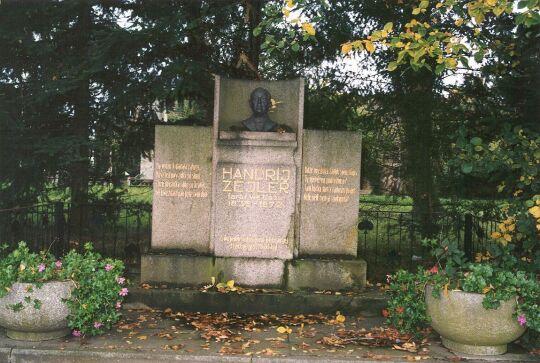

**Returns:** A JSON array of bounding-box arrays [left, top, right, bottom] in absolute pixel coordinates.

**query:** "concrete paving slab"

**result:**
[[10, 348, 251, 363], [0, 309, 535, 363]]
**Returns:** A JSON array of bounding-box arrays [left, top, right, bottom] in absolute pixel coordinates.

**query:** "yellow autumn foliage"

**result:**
[[364, 40, 375, 53], [341, 42, 352, 54], [528, 205, 540, 219], [302, 22, 316, 36]]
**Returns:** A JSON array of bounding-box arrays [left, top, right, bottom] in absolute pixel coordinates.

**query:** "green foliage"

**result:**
[[7, 302, 24, 312], [453, 126, 540, 271], [385, 238, 540, 343], [0, 242, 127, 337], [384, 269, 430, 338]]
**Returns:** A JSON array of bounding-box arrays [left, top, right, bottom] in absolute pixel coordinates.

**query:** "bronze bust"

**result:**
[[242, 87, 277, 132]]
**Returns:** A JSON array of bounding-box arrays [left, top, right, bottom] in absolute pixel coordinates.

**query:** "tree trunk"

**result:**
[[69, 3, 92, 239], [394, 68, 440, 236], [247, 0, 263, 71]]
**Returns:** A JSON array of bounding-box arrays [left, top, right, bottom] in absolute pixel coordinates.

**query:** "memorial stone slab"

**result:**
[[151, 126, 213, 252], [299, 130, 362, 256]]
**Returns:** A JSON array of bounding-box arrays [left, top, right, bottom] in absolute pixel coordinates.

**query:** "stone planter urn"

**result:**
[[0, 281, 74, 341], [426, 285, 526, 355]]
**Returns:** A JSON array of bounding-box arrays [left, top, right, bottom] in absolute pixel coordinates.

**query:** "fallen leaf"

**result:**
[[393, 341, 418, 353], [259, 348, 274, 356], [364, 351, 391, 360], [318, 336, 345, 347], [160, 344, 184, 351], [276, 326, 292, 334], [157, 332, 174, 340], [271, 341, 286, 348], [406, 356, 428, 361], [219, 345, 244, 354]]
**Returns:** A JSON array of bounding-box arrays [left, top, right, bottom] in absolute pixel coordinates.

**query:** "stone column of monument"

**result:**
[[141, 76, 366, 290], [210, 78, 304, 286]]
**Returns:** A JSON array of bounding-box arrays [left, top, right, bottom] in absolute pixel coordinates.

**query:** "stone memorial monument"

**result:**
[[142, 76, 366, 290]]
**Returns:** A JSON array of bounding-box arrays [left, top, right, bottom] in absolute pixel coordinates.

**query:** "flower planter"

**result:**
[[425, 285, 526, 355], [0, 281, 74, 341]]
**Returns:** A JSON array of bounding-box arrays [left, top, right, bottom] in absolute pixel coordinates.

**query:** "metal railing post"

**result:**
[[464, 213, 473, 261], [54, 202, 65, 255]]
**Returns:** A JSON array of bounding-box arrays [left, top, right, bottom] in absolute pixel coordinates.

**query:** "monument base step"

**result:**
[[125, 287, 385, 315], [141, 253, 366, 291]]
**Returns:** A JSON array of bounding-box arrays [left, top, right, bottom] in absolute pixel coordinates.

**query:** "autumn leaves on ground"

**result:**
[[93, 305, 433, 361]]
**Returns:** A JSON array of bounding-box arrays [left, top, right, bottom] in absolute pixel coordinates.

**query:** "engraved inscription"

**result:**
[[220, 166, 291, 209], [155, 162, 208, 198], [222, 235, 289, 253], [302, 166, 358, 204]]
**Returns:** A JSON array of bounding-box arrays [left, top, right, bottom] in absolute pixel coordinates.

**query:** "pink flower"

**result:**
[[55, 260, 62, 269], [38, 263, 46, 272], [116, 276, 126, 285], [104, 264, 113, 271], [517, 314, 527, 326], [72, 330, 81, 337], [115, 301, 122, 309], [429, 265, 439, 273], [119, 287, 129, 297], [94, 322, 103, 329]]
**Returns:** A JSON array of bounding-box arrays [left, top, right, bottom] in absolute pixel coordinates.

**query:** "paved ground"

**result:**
[[0, 304, 537, 363]]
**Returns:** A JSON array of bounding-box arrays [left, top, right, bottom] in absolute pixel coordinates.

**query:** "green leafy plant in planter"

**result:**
[[0, 241, 128, 338], [385, 237, 540, 352]]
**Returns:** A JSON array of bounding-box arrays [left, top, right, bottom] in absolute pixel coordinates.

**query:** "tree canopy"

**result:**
[[0, 0, 538, 220]]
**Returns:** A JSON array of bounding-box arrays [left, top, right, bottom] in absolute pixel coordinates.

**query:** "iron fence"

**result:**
[[357, 207, 502, 279], [0, 202, 501, 280], [0, 202, 151, 262], [0, 204, 59, 253]]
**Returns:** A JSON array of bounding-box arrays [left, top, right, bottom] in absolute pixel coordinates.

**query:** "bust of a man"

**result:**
[[241, 87, 277, 132]]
